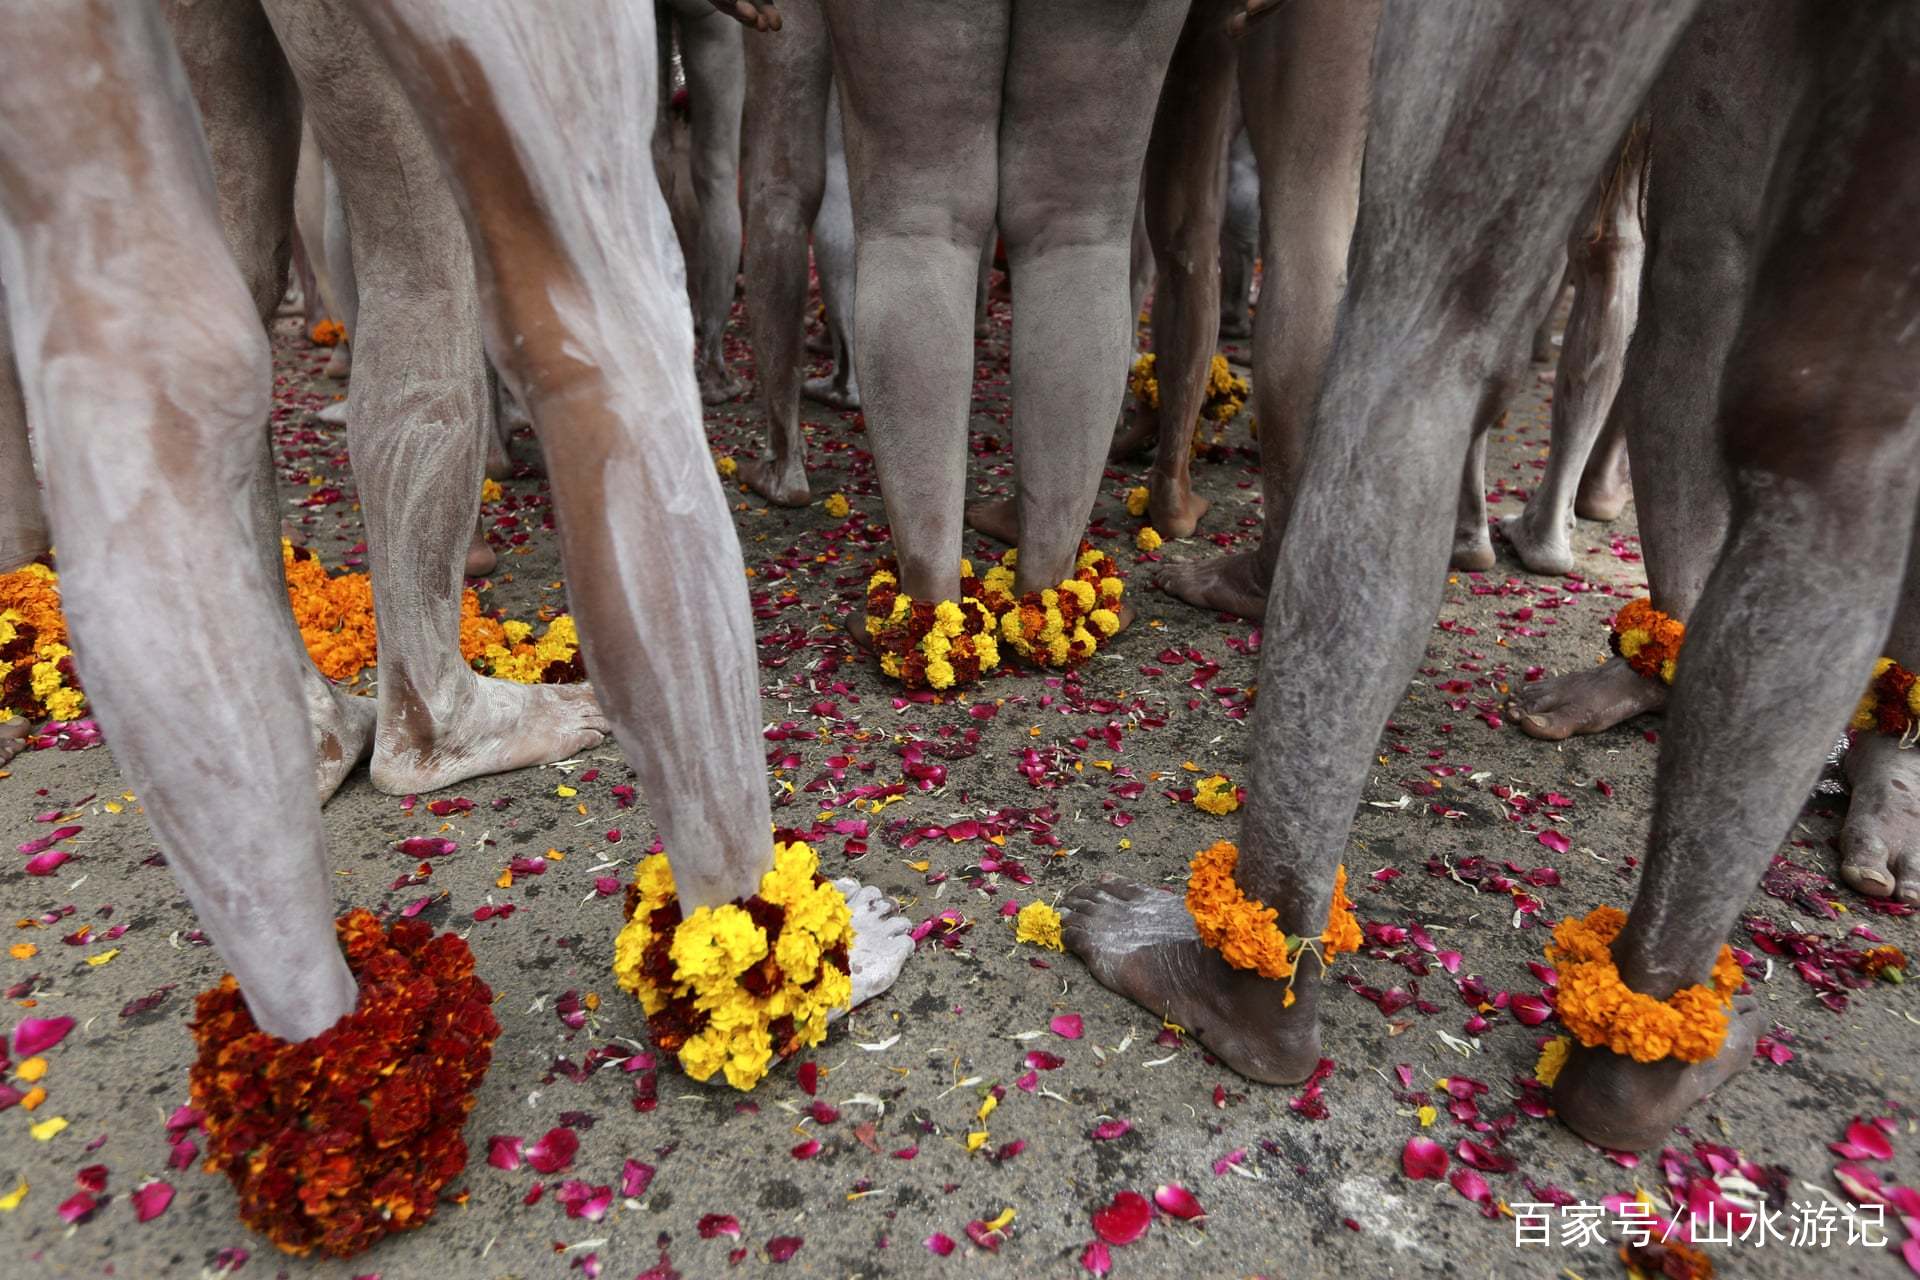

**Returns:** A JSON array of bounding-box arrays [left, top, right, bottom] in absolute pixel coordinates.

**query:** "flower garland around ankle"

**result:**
[[1546, 905, 1742, 1064], [188, 909, 500, 1257], [1126, 353, 1250, 453], [864, 559, 1005, 691], [1851, 658, 1920, 740], [985, 543, 1125, 670], [612, 840, 854, 1091], [1185, 841, 1361, 1003], [0, 563, 86, 725], [1608, 598, 1684, 685]]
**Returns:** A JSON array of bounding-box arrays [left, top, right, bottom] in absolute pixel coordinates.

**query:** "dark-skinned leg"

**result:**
[[803, 86, 861, 411], [738, 0, 830, 506], [1218, 122, 1257, 341], [1513, 0, 1816, 741], [0, 288, 44, 575], [1154, 0, 1379, 620], [1067, 0, 1699, 1083], [1557, 9, 1920, 1146]]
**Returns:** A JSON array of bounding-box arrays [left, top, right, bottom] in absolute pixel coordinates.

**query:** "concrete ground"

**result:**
[[1, 290, 1914, 1280]]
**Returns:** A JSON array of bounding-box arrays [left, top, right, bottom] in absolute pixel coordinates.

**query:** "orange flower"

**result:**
[[1186, 841, 1360, 979], [1608, 598, 1684, 685], [309, 320, 346, 347], [1545, 905, 1741, 1064]]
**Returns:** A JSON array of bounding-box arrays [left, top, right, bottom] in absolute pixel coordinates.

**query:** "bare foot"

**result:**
[[802, 373, 861, 411], [737, 455, 812, 508], [1552, 1000, 1762, 1151], [465, 528, 498, 578], [1146, 466, 1210, 541], [1510, 658, 1666, 741], [315, 400, 349, 426], [963, 498, 1020, 547], [1109, 403, 1159, 462], [369, 673, 611, 795], [1451, 517, 1495, 571], [323, 344, 352, 380], [1839, 733, 1920, 904], [1154, 548, 1270, 621], [306, 685, 376, 804], [0, 716, 29, 768], [1575, 450, 1632, 522], [1218, 312, 1252, 341], [830, 880, 915, 1011], [1501, 508, 1576, 577], [1061, 879, 1323, 1085], [697, 359, 746, 406]]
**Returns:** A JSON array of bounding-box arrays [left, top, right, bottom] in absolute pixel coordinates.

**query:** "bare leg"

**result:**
[[1504, 122, 1649, 576], [973, 225, 996, 339], [1575, 408, 1631, 519], [1155, 0, 1378, 619], [0, 3, 355, 1040], [804, 85, 861, 411], [1530, 256, 1569, 363], [292, 122, 338, 328], [1134, 0, 1239, 542], [1448, 377, 1514, 572], [1512, 0, 1814, 740], [267, 0, 609, 796], [1218, 123, 1257, 341], [739, 0, 831, 507], [320, 158, 355, 382], [826, 0, 1004, 602], [1068, 0, 1698, 1082], [1557, 8, 1920, 1146], [673, 0, 747, 405], [0, 290, 45, 574], [1842, 574, 1920, 904], [1108, 194, 1160, 462]]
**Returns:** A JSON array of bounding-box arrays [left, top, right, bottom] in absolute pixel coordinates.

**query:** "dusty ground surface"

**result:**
[[1, 289, 1914, 1280]]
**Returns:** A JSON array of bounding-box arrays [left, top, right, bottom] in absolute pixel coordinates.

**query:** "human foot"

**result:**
[[1501, 508, 1576, 576], [1575, 450, 1633, 522], [465, 527, 497, 578], [0, 716, 29, 767], [697, 359, 746, 407], [801, 373, 861, 411], [1451, 516, 1495, 571], [306, 684, 376, 803], [737, 455, 812, 508], [323, 343, 351, 380], [830, 879, 915, 1011], [962, 498, 1019, 547], [1061, 879, 1323, 1085], [315, 400, 349, 426], [369, 673, 610, 795], [1154, 547, 1270, 621], [1510, 658, 1667, 741], [1839, 732, 1920, 904], [1109, 403, 1159, 462], [1146, 467, 1210, 540], [1552, 1000, 1762, 1151]]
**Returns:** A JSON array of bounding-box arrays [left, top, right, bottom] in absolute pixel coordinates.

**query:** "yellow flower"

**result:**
[[1194, 774, 1239, 816], [716, 454, 739, 479], [1533, 1036, 1570, 1087], [823, 493, 851, 519], [1126, 487, 1149, 517], [502, 619, 533, 645], [1015, 901, 1063, 951], [1136, 526, 1163, 552], [1090, 608, 1120, 638], [670, 905, 768, 985], [44, 688, 84, 722], [481, 478, 503, 503]]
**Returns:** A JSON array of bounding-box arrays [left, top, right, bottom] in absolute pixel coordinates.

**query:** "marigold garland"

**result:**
[[1608, 598, 1685, 685], [612, 841, 854, 1091], [309, 320, 346, 347], [865, 559, 1003, 691], [1126, 353, 1250, 453], [1851, 658, 1920, 739], [0, 564, 86, 725], [1185, 841, 1360, 983], [1545, 905, 1742, 1065], [985, 543, 1125, 671], [187, 909, 499, 1257]]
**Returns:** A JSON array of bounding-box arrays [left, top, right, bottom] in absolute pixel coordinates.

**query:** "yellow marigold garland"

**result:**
[[1545, 905, 1742, 1064], [985, 543, 1125, 671], [611, 842, 854, 1091], [1125, 353, 1250, 453], [1609, 598, 1685, 685], [1185, 841, 1361, 985], [864, 559, 1004, 691], [0, 564, 86, 724]]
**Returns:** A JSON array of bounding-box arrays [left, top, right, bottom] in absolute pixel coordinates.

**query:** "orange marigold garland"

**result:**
[[309, 319, 346, 347], [187, 909, 499, 1257], [1850, 658, 1920, 740], [0, 563, 86, 725], [1545, 905, 1742, 1064], [1185, 841, 1360, 988], [864, 559, 1004, 691], [1608, 598, 1685, 685], [985, 543, 1125, 670]]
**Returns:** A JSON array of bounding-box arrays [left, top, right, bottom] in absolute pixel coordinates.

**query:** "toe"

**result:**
[[1894, 852, 1920, 906], [1840, 831, 1896, 899]]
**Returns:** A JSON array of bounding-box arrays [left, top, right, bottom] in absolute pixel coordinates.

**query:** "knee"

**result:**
[[1642, 224, 1751, 316], [998, 188, 1127, 260]]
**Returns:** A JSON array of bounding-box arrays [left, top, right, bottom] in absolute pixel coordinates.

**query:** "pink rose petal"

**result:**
[[1091, 1190, 1151, 1245], [1536, 830, 1570, 855], [130, 1179, 174, 1223], [1050, 1013, 1085, 1040], [11, 1015, 75, 1057], [621, 1159, 654, 1198], [1831, 1116, 1895, 1162], [556, 1180, 612, 1222], [698, 1213, 742, 1240], [57, 1191, 98, 1225], [526, 1126, 578, 1174], [1450, 1167, 1499, 1217], [766, 1235, 804, 1263], [924, 1232, 956, 1257], [1402, 1136, 1449, 1181], [1080, 1241, 1113, 1276], [1090, 1119, 1132, 1141], [486, 1135, 524, 1171], [1509, 992, 1553, 1027], [1153, 1183, 1205, 1220], [24, 849, 71, 876]]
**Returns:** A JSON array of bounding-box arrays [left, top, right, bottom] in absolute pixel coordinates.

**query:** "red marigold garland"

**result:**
[[864, 559, 1005, 691], [1608, 598, 1685, 685], [188, 909, 499, 1257], [1851, 658, 1920, 740], [985, 542, 1126, 670]]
